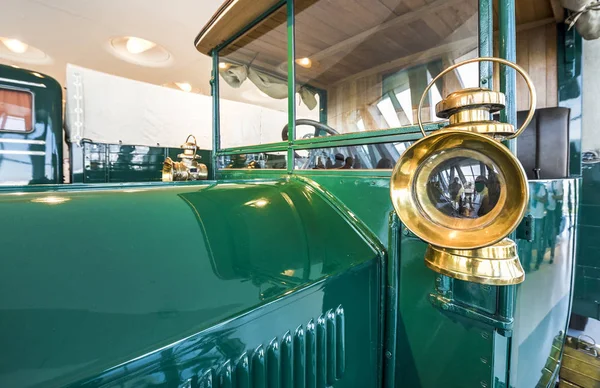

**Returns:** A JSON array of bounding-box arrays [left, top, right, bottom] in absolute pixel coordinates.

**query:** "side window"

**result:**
[[0, 88, 33, 132]]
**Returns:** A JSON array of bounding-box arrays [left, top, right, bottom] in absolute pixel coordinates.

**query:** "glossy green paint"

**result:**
[[0, 178, 382, 387], [498, 0, 517, 154], [512, 179, 579, 388], [286, 0, 295, 175], [574, 160, 600, 319], [479, 0, 493, 86], [0, 64, 63, 184], [557, 24, 583, 177], [556, 26, 597, 320], [291, 170, 579, 387], [0, 1, 585, 387], [70, 141, 212, 183], [211, 49, 220, 181]]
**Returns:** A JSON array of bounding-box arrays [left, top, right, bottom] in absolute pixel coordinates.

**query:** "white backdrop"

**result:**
[[65, 64, 293, 149]]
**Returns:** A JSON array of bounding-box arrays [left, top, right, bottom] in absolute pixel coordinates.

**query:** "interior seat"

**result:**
[[516, 107, 571, 180]]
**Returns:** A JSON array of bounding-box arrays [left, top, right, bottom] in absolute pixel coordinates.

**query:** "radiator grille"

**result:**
[[197, 305, 345, 388]]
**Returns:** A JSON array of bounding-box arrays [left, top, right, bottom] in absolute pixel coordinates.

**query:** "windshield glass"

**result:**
[[217, 0, 479, 150], [218, 5, 319, 149], [294, 0, 479, 136]]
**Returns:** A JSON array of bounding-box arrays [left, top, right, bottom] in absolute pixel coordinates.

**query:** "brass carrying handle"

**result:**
[[417, 57, 536, 140], [186, 134, 198, 159]]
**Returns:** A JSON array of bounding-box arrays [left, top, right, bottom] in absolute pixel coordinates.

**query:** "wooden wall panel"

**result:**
[[327, 74, 384, 131], [327, 23, 558, 131], [494, 23, 558, 111]]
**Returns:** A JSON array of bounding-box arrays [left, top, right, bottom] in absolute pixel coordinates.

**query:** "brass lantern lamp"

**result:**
[[162, 135, 208, 182], [390, 57, 536, 285]]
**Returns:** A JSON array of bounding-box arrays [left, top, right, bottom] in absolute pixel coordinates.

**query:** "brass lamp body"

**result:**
[[162, 135, 208, 182], [391, 57, 536, 286]]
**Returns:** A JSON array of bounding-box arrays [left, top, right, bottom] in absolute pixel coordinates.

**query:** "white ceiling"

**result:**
[[0, 0, 223, 96]]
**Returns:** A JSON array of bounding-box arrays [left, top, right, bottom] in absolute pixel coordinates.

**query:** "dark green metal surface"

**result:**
[[558, 24, 583, 178], [0, 64, 63, 184], [513, 180, 579, 388], [0, 178, 382, 387], [575, 161, 600, 319], [70, 141, 211, 183], [0, 1, 587, 387], [556, 25, 596, 321], [286, 0, 295, 175]]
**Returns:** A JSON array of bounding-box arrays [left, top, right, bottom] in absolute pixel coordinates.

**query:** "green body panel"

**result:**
[[573, 161, 600, 319], [564, 25, 600, 320], [0, 179, 382, 387], [558, 24, 583, 178], [70, 142, 211, 184], [512, 180, 579, 388], [0, 64, 63, 184], [268, 170, 580, 387]]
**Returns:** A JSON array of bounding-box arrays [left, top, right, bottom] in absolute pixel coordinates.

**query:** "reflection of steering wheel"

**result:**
[[281, 119, 339, 140]]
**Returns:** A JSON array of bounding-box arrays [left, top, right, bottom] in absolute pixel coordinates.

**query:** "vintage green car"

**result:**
[[0, 0, 596, 387]]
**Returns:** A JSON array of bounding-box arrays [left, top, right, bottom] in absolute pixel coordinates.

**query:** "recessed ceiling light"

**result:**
[[295, 57, 312, 68], [175, 82, 192, 92], [108, 37, 172, 68], [0, 37, 51, 64], [2, 38, 28, 54], [126, 37, 156, 54], [218, 62, 231, 70]]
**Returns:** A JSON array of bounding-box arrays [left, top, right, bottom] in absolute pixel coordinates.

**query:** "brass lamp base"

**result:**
[[424, 238, 525, 285]]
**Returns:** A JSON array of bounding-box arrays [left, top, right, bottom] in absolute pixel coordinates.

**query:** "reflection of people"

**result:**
[[376, 158, 394, 169], [353, 159, 362, 169], [325, 157, 333, 169], [487, 169, 501, 205], [313, 156, 325, 169], [523, 184, 548, 271], [341, 156, 353, 169], [332, 153, 344, 168], [545, 181, 563, 264], [227, 154, 247, 168], [475, 176, 492, 217], [449, 178, 463, 203], [427, 180, 444, 203]]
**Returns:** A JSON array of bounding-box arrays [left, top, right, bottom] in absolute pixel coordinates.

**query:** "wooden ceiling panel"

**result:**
[[219, 0, 556, 89], [492, 0, 554, 26]]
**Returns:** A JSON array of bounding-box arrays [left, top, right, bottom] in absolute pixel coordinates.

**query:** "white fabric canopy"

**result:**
[[65, 64, 290, 149]]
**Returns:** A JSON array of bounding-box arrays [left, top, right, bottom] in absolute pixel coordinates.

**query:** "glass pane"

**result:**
[[294, 0, 478, 137], [294, 141, 411, 170], [218, 152, 287, 170], [218, 6, 289, 148], [424, 156, 502, 219], [0, 88, 32, 132]]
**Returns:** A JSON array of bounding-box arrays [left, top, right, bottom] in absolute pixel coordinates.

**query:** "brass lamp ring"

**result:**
[[417, 57, 536, 140]]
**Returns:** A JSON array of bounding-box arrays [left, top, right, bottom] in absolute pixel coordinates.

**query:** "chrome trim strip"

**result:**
[[0, 139, 45, 145], [0, 150, 46, 156], [0, 77, 47, 88]]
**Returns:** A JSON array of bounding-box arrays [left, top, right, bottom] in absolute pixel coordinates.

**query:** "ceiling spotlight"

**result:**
[[218, 62, 231, 70], [295, 57, 312, 68], [2, 38, 28, 54], [126, 37, 156, 54], [175, 82, 192, 92]]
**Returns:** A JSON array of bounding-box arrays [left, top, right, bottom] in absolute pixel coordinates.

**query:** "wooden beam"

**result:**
[[549, 0, 565, 22], [310, 0, 465, 62], [334, 37, 478, 86], [514, 17, 556, 32], [332, 17, 557, 86]]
